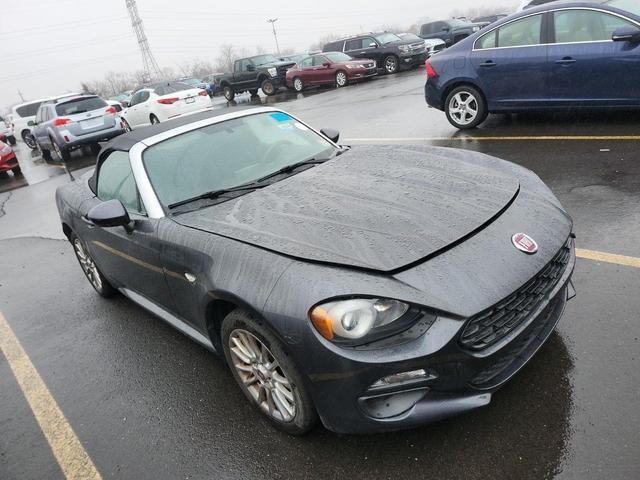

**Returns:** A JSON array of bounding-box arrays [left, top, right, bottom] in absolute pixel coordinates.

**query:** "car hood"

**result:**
[[260, 61, 296, 68], [174, 146, 520, 272]]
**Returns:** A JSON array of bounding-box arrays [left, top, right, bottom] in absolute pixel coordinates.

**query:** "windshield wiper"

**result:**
[[255, 150, 345, 184], [168, 183, 264, 209]]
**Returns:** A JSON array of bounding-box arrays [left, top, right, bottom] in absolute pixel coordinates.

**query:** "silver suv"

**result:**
[[31, 95, 125, 161]]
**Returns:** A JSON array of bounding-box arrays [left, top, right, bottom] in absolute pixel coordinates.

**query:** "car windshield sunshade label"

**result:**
[[270, 112, 292, 122]]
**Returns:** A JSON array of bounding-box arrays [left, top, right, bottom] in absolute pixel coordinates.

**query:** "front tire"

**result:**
[[383, 55, 399, 74], [22, 130, 37, 150], [444, 85, 488, 130], [223, 86, 235, 101], [38, 142, 52, 161], [7, 135, 16, 146], [150, 114, 160, 125], [52, 139, 70, 161], [70, 234, 116, 297], [335, 71, 348, 87], [261, 79, 276, 96], [222, 309, 318, 435], [123, 119, 132, 132]]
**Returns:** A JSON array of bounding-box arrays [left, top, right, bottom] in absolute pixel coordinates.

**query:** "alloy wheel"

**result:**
[[74, 239, 103, 291], [52, 141, 64, 160], [448, 91, 479, 126], [336, 72, 347, 87], [385, 56, 398, 74], [293, 78, 303, 92], [22, 132, 37, 149], [229, 329, 296, 422]]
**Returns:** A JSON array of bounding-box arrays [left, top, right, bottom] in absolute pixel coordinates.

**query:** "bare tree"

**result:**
[[308, 33, 341, 52], [450, 3, 517, 21]]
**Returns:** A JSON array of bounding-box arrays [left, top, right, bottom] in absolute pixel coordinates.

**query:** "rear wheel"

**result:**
[[444, 85, 488, 130], [38, 142, 52, 161], [292, 77, 304, 92], [52, 139, 70, 161], [222, 309, 318, 435], [150, 114, 160, 125], [7, 135, 16, 146], [90, 143, 101, 155], [383, 55, 399, 74], [22, 130, 37, 150], [335, 71, 348, 87], [261, 79, 276, 96], [71, 234, 116, 297], [223, 86, 235, 101], [122, 119, 132, 132], [11, 166, 22, 176]]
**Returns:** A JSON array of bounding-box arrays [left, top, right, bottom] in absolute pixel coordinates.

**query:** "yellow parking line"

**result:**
[[0, 310, 101, 480], [576, 249, 640, 269], [345, 135, 640, 142]]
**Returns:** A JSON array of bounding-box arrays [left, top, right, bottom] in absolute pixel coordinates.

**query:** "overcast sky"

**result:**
[[2, 0, 509, 110]]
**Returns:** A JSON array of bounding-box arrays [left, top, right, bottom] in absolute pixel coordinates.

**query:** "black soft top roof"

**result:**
[[103, 106, 256, 152]]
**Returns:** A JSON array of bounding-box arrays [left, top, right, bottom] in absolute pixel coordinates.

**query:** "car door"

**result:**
[[134, 90, 152, 126], [125, 91, 143, 127], [311, 55, 335, 84], [80, 150, 174, 310], [237, 59, 256, 88], [471, 13, 548, 109], [297, 56, 316, 84], [344, 38, 367, 60], [547, 8, 640, 106], [32, 107, 47, 145]]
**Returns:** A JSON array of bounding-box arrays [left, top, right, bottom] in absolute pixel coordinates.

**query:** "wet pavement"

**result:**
[[1, 68, 639, 480]]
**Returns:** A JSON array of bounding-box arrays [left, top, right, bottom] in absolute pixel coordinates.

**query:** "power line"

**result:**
[[125, 0, 161, 82], [0, 16, 129, 39]]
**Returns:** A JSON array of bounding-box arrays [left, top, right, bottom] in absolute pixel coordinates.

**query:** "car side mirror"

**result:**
[[246, 64, 255, 71], [28, 120, 36, 126], [322, 62, 331, 67], [369, 43, 378, 48], [320, 128, 340, 144], [87, 199, 130, 227], [612, 26, 640, 43]]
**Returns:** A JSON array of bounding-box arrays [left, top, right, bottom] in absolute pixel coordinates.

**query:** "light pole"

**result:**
[[267, 18, 280, 56]]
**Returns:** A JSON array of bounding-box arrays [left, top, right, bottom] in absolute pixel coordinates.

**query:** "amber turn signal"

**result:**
[[309, 306, 334, 340]]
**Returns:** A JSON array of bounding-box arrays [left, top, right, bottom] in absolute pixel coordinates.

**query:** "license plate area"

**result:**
[[80, 118, 103, 129], [185, 97, 195, 104]]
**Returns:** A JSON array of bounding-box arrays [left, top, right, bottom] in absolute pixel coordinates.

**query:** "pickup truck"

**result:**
[[419, 19, 484, 46], [219, 55, 296, 101]]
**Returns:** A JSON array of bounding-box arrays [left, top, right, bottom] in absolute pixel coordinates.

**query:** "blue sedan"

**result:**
[[424, 0, 640, 129]]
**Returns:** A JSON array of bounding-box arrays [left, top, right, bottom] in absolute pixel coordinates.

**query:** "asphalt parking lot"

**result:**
[[1, 68, 639, 480]]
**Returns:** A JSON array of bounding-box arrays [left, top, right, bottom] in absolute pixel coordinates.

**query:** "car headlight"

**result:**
[[345, 64, 359, 69], [398, 45, 411, 53], [0, 145, 11, 155], [310, 298, 423, 346], [267, 67, 277, 77], [472, 26, 480, 32]]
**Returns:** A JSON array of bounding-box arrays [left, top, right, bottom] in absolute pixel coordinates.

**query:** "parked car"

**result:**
[[109, 90, 134, 107], [285, 52, 377, 91], [397, 33, 446, 57], [473, 14, 509, 25], [219, 55, 296, 101], [419, 19, 484, 46], [107, 100, 124, 113], [202, 73, 225, 96], [323, 32, 426, 74], [424, 0, 640, 129], [56, 106, 575, 435], [31, 94, 125, 161], [0, 140, 21, 176], [176, 76, 214, 96], [0, 116, 16, 145], [121, 81, 212, 130]]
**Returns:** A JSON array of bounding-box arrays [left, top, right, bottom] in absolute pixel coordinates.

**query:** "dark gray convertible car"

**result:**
[[56, 106, 575, 434]]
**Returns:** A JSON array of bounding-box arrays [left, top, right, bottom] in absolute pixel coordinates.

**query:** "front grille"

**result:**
[[363, 62, 374, 68], [460, 238, 572, 351]]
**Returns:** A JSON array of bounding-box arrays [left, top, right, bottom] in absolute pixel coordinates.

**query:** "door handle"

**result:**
[[555, 57, 576, 65], [479, 60, 497, 67]]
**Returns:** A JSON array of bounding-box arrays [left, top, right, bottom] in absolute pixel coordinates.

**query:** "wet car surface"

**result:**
[[1, 68, 639, 479]]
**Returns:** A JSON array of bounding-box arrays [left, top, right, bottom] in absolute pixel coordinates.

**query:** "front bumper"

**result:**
[[399, 52, 427, 68], [347, 68, 378, 81], [305, 243, 575, 434]]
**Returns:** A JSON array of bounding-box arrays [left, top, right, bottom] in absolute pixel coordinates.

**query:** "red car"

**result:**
[[285, 52, 377, 92], [0, 140, 21, 176]]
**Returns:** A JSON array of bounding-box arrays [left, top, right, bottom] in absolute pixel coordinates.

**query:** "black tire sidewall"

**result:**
[[221, 309, 318, 435], [261, 80, 276, 96], [223, 86, 235, 101], [444, 85, 488, 129]]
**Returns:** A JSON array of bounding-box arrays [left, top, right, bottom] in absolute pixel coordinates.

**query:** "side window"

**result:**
[[554, 9, 635, 43], [497, 14, 543, 47], [312, 56, 328, 66], [435, 22, 448, 32], [344, 38, 362, 51], [35, 108, 43, 123], [97, 151, 145, 214], [240, 59, 253, 71], [300, 57, 313, 67], [362, 37, 377, 48], [139, 91, 150, 103], [129, 92, 140, 106], [476, 30, 498, 49], [234, 60, 242, 72]]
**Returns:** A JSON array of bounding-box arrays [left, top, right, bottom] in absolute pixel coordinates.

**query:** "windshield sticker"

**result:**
[[270, 112, 292, 122], [294, 122, 309, 131]]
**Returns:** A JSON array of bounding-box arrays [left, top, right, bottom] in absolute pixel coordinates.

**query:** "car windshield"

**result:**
[[374, 32, 401, 44], [143, 112, 337, 208], [605, 0, 640, 15], [324, 52, 352, 62], [152, 82, 193, 95], [55, 97, 107, 115], [180, 78, 201, 85], [399, 33, 421, 42], [252, 54, 278, 65]]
